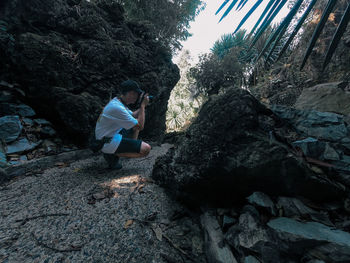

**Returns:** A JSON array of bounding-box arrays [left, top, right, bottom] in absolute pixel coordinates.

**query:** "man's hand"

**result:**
[[141, 93, 150, 107]]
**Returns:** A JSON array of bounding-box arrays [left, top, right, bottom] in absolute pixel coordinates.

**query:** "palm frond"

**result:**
[[233, 0, 264, 34], [216, 0, 231, 15], [250, 0, 288, 48], [322, 2, 350, 70], [218, 0, 240, 22], [236, 0, 246, 10], [239, 0, 249, 11], [276, 0, 318, 61], [257, 0, 304, 61], [236, 0, 249, 11], [217, 0, 348, 68], [264, 23, 288, 63], [248, 0, 277, 38], [300, 0, 338, 69]]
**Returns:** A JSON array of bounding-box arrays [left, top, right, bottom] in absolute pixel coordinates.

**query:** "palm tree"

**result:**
[[166, 109, 184, 131], [216, 0, 350, 70]]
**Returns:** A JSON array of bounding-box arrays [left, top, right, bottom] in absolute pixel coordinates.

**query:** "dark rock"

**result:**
[[0, 90, 13, 102], [6, 138, 41, 154], [222, 215, 236, 231], [34, 118, 52, 126], [0, 103, 35, 117], [0, 167, 10, 185], [152, 89, 345, 205], [225, 210, 280, 261], [0, 103, 16, 116], [42, 139, 57, 153], [323, 143, 340, 161], [276, 197, 332, 226], [0, 115, 22, 143], [0, 150, 7, 168], [39, 126, 57, 137], [292, 138, 326, 159], [277, 197, 318, 218], [5, 149, 92, 179], [241, 205, 260, 219], [247, 192, 277, 216], [200, 211, 238, 263], [295, 82, 350, 116], [0, 0, 179, 143], [272, 105, 348, 141], [16, 104, 35, 117], [244, 256, 260, 263], [306, 244, 350, 263], [334, 173, 350, 188], [332, 155, 350, 175], [22, 118, 34, 126], [267, 217, 350, 262]]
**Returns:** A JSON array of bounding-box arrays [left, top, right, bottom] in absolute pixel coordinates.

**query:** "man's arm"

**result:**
[[132, 109, 140, 118], [132, 94, 149, 139]]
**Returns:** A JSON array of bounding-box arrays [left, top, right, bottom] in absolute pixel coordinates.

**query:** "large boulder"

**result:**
[[295, 82, 350, 115], [0, 0, 179, 144], [152, 88, 345, 206]]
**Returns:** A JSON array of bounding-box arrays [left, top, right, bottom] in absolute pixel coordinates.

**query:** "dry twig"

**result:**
[[16, 213, 69, 225], [31, 233, 82, 252]]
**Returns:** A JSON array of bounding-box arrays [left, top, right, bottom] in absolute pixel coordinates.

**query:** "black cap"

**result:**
[[120, 80, 143, 94]]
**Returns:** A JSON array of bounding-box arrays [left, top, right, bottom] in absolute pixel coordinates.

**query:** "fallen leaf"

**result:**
[[55, 162, 68, 168], [92, 192, 105, 200], [73, 168, 81, 173], [124, 219, 134, 229], [138, 184, 145, 193], [152, 224, 163, 241], [310, 165, 324, 174]]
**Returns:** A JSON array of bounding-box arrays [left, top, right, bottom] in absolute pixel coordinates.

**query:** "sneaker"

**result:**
[[103, 153, 122, 170]]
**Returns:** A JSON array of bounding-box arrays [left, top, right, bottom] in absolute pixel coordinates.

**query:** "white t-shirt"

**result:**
[[95, 98, 138, 154]]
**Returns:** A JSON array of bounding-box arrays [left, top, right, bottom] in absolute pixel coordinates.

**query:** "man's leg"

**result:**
[[103, 128, 144, 169], [116, 141, 151, 158], [115, 137, 151, 158], [103, 152, 122, 169]]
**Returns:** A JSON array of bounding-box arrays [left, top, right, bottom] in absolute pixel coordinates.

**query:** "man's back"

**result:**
[[95, 98, 138, 154]]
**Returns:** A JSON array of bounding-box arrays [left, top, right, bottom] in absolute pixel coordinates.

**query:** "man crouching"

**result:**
[[95, 79, 151, 169]]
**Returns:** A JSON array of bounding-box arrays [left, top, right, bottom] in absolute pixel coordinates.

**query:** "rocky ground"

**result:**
[[0, 144, 207, 263]]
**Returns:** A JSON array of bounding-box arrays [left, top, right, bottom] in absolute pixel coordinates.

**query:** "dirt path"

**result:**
[[0, 144, 206, 263]]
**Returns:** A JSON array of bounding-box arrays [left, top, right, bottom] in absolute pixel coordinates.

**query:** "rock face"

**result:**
[[0, 115, 22, 143], [271, 105, 350, 183], [295, 82, 350, 115], [0, 0, 179, 143], [6, 138, 41, 155], [272, 105, 348, 142], [267, 217, 350, 262], [152, 88, 345, 205], [220, 191, 350, 263]]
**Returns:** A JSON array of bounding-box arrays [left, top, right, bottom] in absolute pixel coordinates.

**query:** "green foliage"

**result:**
[[189, 28, 283, 95], [118, 0, 206, 51], [216, 0, 350, 69], [166, 50, 205, 132], [189, 48, 245, 95], [211, 30, 248, 59]]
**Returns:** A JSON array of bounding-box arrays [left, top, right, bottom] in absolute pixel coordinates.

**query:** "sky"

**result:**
[[173, 0, 291, 63]]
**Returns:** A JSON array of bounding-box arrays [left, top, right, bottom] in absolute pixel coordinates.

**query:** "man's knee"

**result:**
[[140, 142, 151, 157]]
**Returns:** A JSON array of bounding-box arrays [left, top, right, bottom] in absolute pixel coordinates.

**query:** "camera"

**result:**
[[134, 92, 153, 109]]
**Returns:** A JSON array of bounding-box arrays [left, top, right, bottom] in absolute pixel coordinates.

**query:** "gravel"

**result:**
[[0, 144, 206, 263]]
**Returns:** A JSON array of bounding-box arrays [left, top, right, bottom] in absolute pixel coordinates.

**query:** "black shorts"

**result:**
[[115, 128, 142, 154]]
